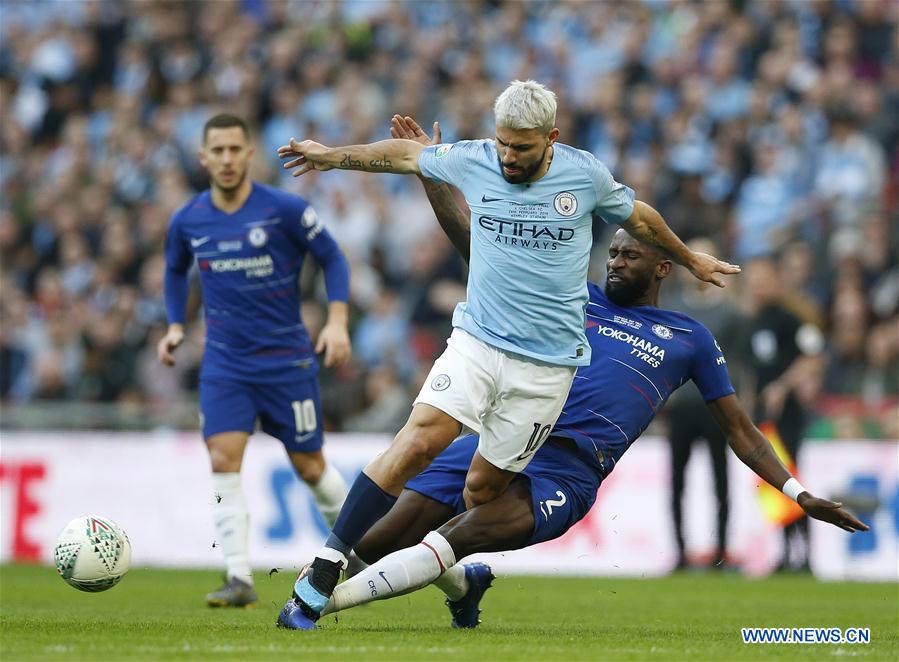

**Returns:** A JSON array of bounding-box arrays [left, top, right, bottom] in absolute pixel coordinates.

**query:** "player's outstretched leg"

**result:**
[[295, 480, 530, 626], [434, 476, 532, 627], [280, 470, 395, 625], [444, 562, 494, 628], [315, 531, 457, 619], [279, 406, 461, 626]]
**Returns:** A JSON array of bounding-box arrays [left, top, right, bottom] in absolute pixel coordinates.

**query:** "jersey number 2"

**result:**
[[291, 399, 317, 433], [539, 490, 567, 520]]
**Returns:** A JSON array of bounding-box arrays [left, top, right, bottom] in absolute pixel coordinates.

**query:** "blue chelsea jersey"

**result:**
[[419, 140, 635, 366], [552, 283, 735, 477], [163, 183, 348, 383]]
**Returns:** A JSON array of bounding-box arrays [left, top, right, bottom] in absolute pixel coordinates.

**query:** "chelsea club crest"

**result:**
[[248, 226, 268, 247], [652, 324, 673, 340]]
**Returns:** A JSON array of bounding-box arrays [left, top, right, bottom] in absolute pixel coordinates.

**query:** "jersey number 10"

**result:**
[[517, 422, 552, 461], [291, 399, 318, 433]]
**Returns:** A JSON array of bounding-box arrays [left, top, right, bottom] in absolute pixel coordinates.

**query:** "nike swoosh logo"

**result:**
[[378, 571, 394, 591], [481, 195, 504, 203], [190, 236, 211, 247]]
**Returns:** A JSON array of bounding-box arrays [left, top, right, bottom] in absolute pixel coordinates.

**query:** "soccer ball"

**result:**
[[54, 515, 132, 592]]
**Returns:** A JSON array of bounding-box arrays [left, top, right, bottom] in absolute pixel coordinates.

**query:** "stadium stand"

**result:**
[[1, 0, 896, 438]]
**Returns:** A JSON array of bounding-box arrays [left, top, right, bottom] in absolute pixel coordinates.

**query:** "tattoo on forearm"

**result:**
[[369, 155, 393, 170], [644, 226, 659, 246], [339, 154, 364, 170], [744, 444, 768, 468]]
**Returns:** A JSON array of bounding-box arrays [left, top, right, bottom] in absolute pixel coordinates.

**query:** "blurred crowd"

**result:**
[[1, 0, 897, 438]]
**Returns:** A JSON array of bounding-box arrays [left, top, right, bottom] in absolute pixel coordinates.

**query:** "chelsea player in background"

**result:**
[[276, 80, 739, 625], [159, 114, 351, 608]]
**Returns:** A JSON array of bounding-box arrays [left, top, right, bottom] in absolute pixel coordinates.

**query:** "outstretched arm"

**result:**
[[622, 201, 741, 287], [389, 115, 471, 263], [707, 394, 869, 533], [277, 137, 423, 177]]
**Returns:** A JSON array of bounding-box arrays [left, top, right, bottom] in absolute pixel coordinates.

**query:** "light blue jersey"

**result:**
[[419, 140, 635, 366]]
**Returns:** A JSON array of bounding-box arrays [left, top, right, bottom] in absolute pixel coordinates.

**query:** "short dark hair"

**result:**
[[203, 114, 249, 143], [826, 102, 856, 127]]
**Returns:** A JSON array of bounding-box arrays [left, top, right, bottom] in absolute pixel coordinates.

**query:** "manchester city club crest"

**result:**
[[553, 191, 578, 216], [248, 226, 268, 247], [652, 324, 673, 340]]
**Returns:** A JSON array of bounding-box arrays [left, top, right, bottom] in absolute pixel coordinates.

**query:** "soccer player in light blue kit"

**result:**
[[159, 114, 351, 607], [275, 81, 740, 626]]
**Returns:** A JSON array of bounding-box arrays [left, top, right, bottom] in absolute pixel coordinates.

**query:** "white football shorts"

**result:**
[[414, 328, 576, 472]]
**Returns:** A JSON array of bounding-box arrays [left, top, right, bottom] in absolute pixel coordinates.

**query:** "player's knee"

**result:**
[[207, 445, 241, 473], [368, 422, 452, 490], [462, 479, 505, 509], [393, 426, 445, 472], [289, 450, 325, 484], [294, 456, 325, 484]]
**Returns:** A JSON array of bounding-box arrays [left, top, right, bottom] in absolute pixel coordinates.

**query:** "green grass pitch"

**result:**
[[1, 564, 895, 660]]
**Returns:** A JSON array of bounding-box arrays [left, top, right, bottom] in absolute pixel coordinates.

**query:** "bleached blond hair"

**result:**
[[493, 80, 557, 135]]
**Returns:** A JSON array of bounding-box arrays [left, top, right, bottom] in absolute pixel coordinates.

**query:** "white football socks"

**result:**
[[322, 531, 456, 616], [342, 550, 468, 599], [308, 463, 348, 527], [433, 563, 469, 601], [210, 472, 252, 585]]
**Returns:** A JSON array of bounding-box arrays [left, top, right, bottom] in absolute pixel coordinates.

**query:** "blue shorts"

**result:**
[[199, 378, 324, 453], [405, 434, 601, 545]]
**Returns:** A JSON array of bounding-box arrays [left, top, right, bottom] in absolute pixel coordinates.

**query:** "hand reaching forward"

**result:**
[[689, 251, 741, 288], [277, 138, 333, 177], [798, 493, 870, 533]]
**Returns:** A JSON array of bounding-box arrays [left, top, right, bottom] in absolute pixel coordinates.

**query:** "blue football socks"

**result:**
[[324, 472, 397, 557]]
